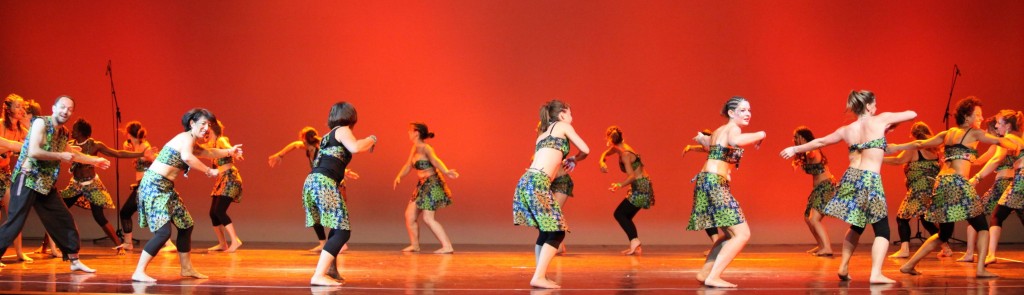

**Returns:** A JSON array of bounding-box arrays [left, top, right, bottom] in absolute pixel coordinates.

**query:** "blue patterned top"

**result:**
[[708, 145, 743, 167], [12, 116, 69, 194], [155, 146, 190, 175], [413, 159, 433, 170], [849, 137, 887, 152]]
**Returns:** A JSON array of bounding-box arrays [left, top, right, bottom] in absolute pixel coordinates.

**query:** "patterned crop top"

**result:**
[[849, 137, 887, 152], [618, 151, 644, 173], [997, 150, 1021, 171], [413, 159, 433, 170], [535, 122, 570, 159], [944, 128, 977, 162], [135, 158, 153, 173], [311, 127, 352, 182], [214, 156, 234, 167], [802, 162, 825, 175], [156, 146, 190, 173], [708, 145, 743, 167]]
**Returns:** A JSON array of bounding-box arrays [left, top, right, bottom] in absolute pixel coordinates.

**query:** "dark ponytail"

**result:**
[[411, 122, 435, 140], [537, 99, 569, 134]]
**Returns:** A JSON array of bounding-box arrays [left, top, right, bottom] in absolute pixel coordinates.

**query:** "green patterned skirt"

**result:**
[[982, 177, 1013, 214], [0, 167, 11, 196], [138, 171, 194, 231], [687, 172, 745, 230], [804, 177, 837, 217], [512, 169, 568, 232], [413, 174, 452, 211], [60, 176, 114, 209], [550, 174, 574, 197], [303, 173, 350, 230], [998, 170, 1024, 209], [627, 176, 655, 209], [822, 168, 887, 228], [926, 173, 983, 223], [211, 166, 243, 202]]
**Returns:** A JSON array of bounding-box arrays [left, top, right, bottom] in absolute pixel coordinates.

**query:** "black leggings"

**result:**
[[850, 216, 891, 240], [209, 196, 233, 226], [63, 196, 109, 226], [143, 222, 192, 256], [119, 184, 140, 234], [313, 224, 327, 240], [895, 216, 940, 243], [705, 228, 719, 238], [992, 205, 1024, 227], [323, 229, 351, 256], [535, 230, 566, 248], [938, 215, 989, 242], [613, 199, 641, 241]]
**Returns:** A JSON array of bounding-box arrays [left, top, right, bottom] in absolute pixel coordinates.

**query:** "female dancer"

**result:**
[[977, 110, 1024, 264], [206, 119, 243, 252], [781, 90, 916, 284], [115, 121, 175, 253], [957, 118, 1003, 261], [790, 126, 836, 257], [393, 122, 459, 254], [513, 99, 589, 289], [303, 102, 376, 286], [131, 109, 242, 282], [269, 127, 358, 252], [599, 126, 653, 255], [683, 129, 722, 255], [0, 94, 32, 263], [688, 97, 765, 288], [897, 96, 1014, 278], [882, 122, 946, 258], [59, 118, 146, 255]]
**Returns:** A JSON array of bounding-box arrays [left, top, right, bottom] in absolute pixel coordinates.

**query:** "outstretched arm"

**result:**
[[335, 127, 376, 154], [179, 137, 218, 178], [974, 145, 997, 166], [95, 141, 145, 158], [393, 146, 415, 189], [973, 130, 1021, 152], [598, 147, 617, 173], [915, 131, 948, 149], [425, 145, 459, 179], [781, 128, 843, 159], [729, 130, 767, 147], [883, 150, 913, 165], [970, 147, 1007, 185], [682, 144, 707, 158], [268, 141, 304, 167], [563, 124, 590, 163], [879, 110, 918, 127]]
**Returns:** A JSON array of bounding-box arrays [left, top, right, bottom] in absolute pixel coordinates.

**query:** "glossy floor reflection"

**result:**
[[1, 241, 1022, 294]]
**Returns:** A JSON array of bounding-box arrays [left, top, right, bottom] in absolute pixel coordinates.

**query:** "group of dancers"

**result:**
[[0, 92, 1021, 289]]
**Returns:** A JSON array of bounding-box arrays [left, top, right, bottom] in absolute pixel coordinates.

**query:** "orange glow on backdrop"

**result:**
[[1, 1, 1022, 245]]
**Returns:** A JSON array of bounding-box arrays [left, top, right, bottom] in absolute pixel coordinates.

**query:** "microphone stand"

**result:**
[[103, 61, 136, 245], [941, 65, 961, 128]]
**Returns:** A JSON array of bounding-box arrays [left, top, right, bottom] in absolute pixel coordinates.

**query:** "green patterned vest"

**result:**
[[12, 116, 69, 194]]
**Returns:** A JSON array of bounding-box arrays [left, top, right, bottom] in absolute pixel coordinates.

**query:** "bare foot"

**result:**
[[226, 239, 243, 253], [433, 248, 454, 254], [984, 255, 998, 265], [181, 268, 208, 279], [308, 243, 325, 252], [326, 265, 343, 280], [937, 246, 953, 258], [899, 266, 921, 275], [132, 272, 157, 282], [555, 244, 566, 256], [702, 249, 710, 257], [806, 246, 820, 253], [837, 272, 851, 281], [869, 274, 896, 284], [696, 271, 708, 283], [401, 245, 420, 252], [703, 277, 737, 288], [114, 243, 133, 252], [976, 270, 999, 278], [530, 278, 561, 289], [310, 274, 342, 286], [18, 253, 33, 262], [957, 253, 975, 263], [889, 250, 910, 258], [208, 244, 227, 252], [813, 250, 833, 257], [161, 244, 177, 253], [70, 260, 96, 273], [622, 240, 642, 256], [116, 248, 127, 256], [340, 243, 348, 253]]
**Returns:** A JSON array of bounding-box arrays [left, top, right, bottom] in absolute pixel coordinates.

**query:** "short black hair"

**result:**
[[181, 108, 216, 131], [73, 118, 92, 137], [327, 102, 357, 129]]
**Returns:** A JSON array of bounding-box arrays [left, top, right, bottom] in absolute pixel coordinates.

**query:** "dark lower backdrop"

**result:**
[[1, 1, 1022, 245]]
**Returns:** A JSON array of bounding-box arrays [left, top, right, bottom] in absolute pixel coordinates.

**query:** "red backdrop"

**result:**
[[1, 1, 1021, 245]]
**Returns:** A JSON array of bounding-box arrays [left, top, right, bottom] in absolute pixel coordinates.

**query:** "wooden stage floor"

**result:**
[[1, 241, 1023, 294]]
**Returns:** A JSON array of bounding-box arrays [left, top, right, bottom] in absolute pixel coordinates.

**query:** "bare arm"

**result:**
[[883, 150, 912, 165], [610, 152, 638, 191], [973, 130, 1020, 152], [781, 127, 843, 158], [268, 141, 304, 167], [563, 124, 589, 162], [975, 145, 997, 166], [25, 119, 72, 162], [95, 141, 145, 158], [598, 147, 617, 173], [971, 147, 1006, 184], [728, 130, 767, 147], [195, 137, 242, 160], [335, 127, 375, 154], [425, 145, 459, 178], [393, 145, 416, 189], [178, 137, 217, 177], [878, 110, 918, 126], [916, 131, 948, 149]]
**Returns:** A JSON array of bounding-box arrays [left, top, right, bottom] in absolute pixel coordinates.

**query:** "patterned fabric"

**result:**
[[627, 176, 655, 209], [550, 174, 574, 197], [802, 162, 826, 175], [303, 173, 350, 230], [926, 174, 984, 223], [998, 170, 1024, 209], [996, 152, 1021, 171], [310, 128, 351, 182], [535, 135, 569, 159], [707, 145, 743, 166], [944, 145, 978, 162], [215, 156, 234, 166], [512, 169, 568, 232], [687, 172, 745, 230], [134, 158, 152, 172], [896, 159, 940, 219], [0, 167, 11, 196], [138, 170, 194, 231], [981, 177, 1013, 214], [848, 137, 887, 152], [211, 166, 243, 202], [413, 159, 433, 170], [412, 174, 452, 210], [12, 116, 69, 195], [822, 168, 887, 228], [804, 177, 837, 217], [59, 176, 114, 209], [618, 152, 644, 173], [155, 146, 189, 171]]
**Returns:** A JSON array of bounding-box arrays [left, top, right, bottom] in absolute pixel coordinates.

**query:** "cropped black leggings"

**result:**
[[850, 216, 891, 240], [613, 199, 641, 241], [895, 216, 939, 243], [143, 222, 192, 256], [119, 183, 140, 234], [209, 196, 233, 226], [62, 196, 109, 226], [938, 215, 989, 242], [323, 229, 351, 256], [535, 230, 566, 248], [991, 205, 1024, 227]]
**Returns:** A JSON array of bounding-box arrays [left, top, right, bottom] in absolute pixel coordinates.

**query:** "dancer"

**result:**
[[897, 96, 1014, 278], [882, 122, 946, 258], [977, 110, 1024, 264], [0, 95, 109, 273], [781, 90, 916, 284], [688, 96, 765, 288], [131, 108, 242, 282], [393, 122, 459, 254], [512, 99, 589, 289], [59, 118, 146, 255], [115, 121, 175, 253], [790, 126, 836, 257], [269, 126, 358, 252], [206, 119, 244, 253], [598, 125, 653, 255], [683, 128, 722, 255], [303, 102, 376, 286], [0, 94, 33, 264]]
